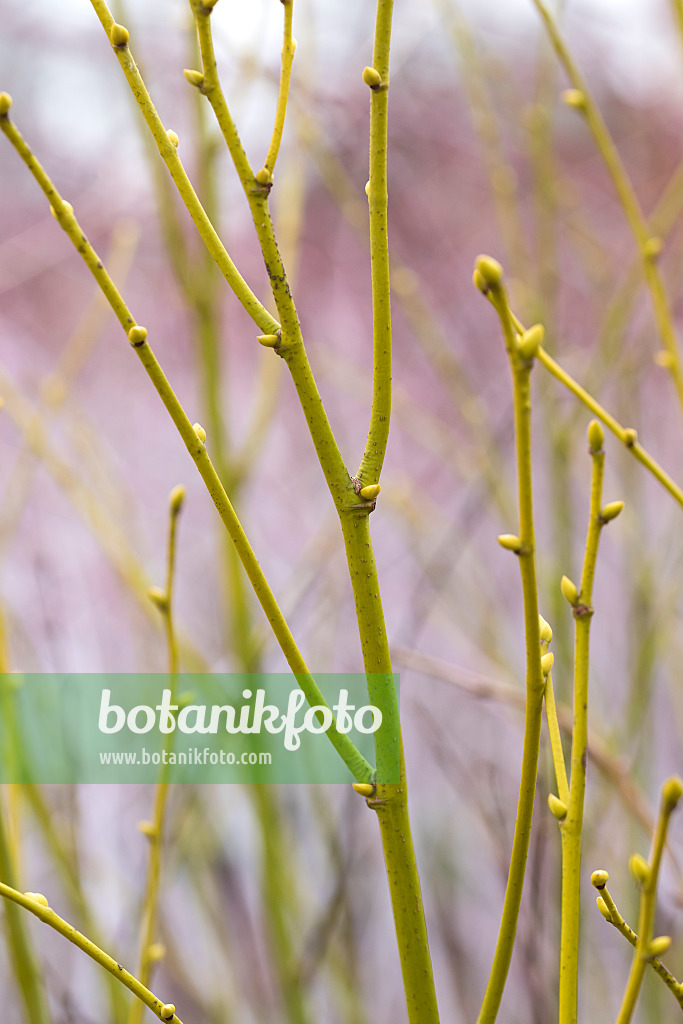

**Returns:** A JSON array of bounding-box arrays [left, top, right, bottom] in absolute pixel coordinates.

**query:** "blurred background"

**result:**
[[1, 0, 683, 1021]]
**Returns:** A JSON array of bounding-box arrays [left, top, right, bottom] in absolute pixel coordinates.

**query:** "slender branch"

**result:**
[[0, 883, 183, 1024], [473, 257, 545, 1024], [259, 0, 296, 179], [540, 622, 569, 806], [530, 0, 683, 412], [0, 102, 371, 783]]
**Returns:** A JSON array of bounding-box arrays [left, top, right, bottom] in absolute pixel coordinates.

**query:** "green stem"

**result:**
[[475, 265, 544, 1024], [260, 0, 295, 178], [558, 436, 605, 1024]]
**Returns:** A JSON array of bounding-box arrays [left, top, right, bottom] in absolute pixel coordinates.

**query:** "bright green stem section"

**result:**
[[476, 281, 544, 1024], [89, 0, 279, 336], [0, 111, 371, 784], [357, 0, 394, 485], [0, 804, 52, 1024], [0, 882, 184, 1024], [558, 444, 605, 1024], [615, 792, 677, 1024]]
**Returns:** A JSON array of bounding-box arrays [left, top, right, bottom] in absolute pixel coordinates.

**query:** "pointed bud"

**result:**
[[647, 935, 672, 959], [160, 1005, 176, 1020], [541, 652, 554, 675], [497, 534, 522, 553], [474, 255, 503, 290], [138, 820, 157, 839], [255, 167, 272, 185], [644, 237, 663, 261], [362, 66, 382, 89], [359, 483, 381, 501], [352, 782, 375, 797], [183, 69, 205, 88], [257, 333, 280, 348], [24, 892, 49, 907], [0, 93, 13, 116], [193, 423, 206, 444], [169, 485, 185, 514], [596, 896, 612, 920], [518, 324, 545, 360], [662, 775, 683, 812], [587, 419, 604, 453], [365, 180, 371, 196], [623, 428, 637, 448], [629, 853, 651, 887], [561, 575, 579, 605], [562, 89, 587, 111], [147, 587, 168, 613], [599, 501, 624, 524], [128, 326, 148, 347], [110, 23, 130, 48], [591, 869, 609, 889], [166, 130, 179, 148], [538, 615, 553, 644], [548, 794, 567, 820]]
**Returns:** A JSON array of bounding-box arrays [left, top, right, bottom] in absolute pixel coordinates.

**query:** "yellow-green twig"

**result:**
[[260, 0, 295, 179], [0, 883, 182, 1024], [531, 0, 683, 412]]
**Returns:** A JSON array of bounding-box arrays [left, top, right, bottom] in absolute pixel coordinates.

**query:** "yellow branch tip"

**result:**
[[359, 483, 381, 501], [538, 615, 553, 643], [662, 775, 683, 812], [623, 428, 638, 448], [352, 782, 376, 797], [647, 936, 672, 959], [110, 23, 130, 48], [147, 943, 166, 963], [497, 533, 521, 553], [587, 419, 604, 453], [596, 896, 612, 921], [193, 423, 206, 444], [590, 869, 609, 889], [169, 485, 186, 513], [0, 93, 12, 116], [474, 255, 504, 291], [548, 794, 567, 820], [183, 69, 205, 89], [128, 326, 148, 347], [629, 852, 651, 888], [560, 574, 579, 605], [562, 89, 587, 111], [138, 820, 157, 839], [23, 892, 49, 907], [362, 66, 382, 89]]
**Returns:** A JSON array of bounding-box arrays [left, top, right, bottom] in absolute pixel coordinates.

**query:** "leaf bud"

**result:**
[[0, 93, 12, 116], [110, 23, 130, 48], [362, 66, 382, 89], [662, 775, 683, 812], [596, 896, 612, 920], [147, 587, 168, 613], [518, 323, 545, 360], [257, 333, 280, 348], [160, 1005, 176, 1020], [560, 575, 579, 606], [147, 943, 166, 962], [166, 130, 179, 148], [169, 485, 185, 513], [138, 820, 157, 839], [255, 167, 272, 185], [193, 423, 206, 444], [599, 501, 624, 524], [541, 652, 554, 675], [183, 69, 205, 88], [647, 935, 672, 959], [128, 326, 148, 347], [562, 89, 587, 111], [352, 782, 375, 797], [629, 852, 651, 887], [497, 534, 522, 553], [644, 237, 663, 261], [359, 483, 381, 501], [587, 419, 604, 453], [474, 255, 504, 290], [24, 892, 49, 907], [50, 201, 74, 219], [548, 794, 567, 820], [538, 615, 553, 644], [655, 350, 675, 369], [365, 180, 371, 196], [623, 428, 637, 448], [591, 869, 609, 889]]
